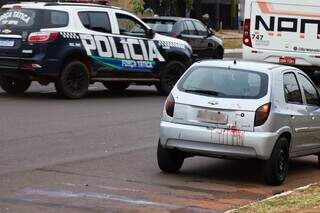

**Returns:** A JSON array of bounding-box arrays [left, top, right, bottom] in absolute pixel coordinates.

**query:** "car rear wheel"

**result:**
[[157, 141, 184, 173], [264, 137, 289, 186], [155, 60, 186, 95], [0, 76, 31, 94], [103, 82, 130, 93], [55, 61, 89, 99]]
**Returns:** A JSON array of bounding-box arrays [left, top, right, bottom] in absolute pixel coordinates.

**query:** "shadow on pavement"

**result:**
[[0, 87, 162, 101]]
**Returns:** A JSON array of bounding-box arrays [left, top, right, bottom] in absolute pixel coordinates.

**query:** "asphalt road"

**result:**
[[1, 54, 320, 213]]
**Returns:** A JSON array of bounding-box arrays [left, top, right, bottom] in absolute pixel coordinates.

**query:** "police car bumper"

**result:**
[[0, 57, 60, 77]]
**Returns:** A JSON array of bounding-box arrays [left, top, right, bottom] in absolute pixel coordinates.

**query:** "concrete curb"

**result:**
[[225, 182, 319, 213], [224, 48, 242, 54]]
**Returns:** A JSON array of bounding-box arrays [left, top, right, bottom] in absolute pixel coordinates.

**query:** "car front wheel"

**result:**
[[55, 60, 89, 99], [0, 76, 31, 94], [264, 137, 289, 186], [215, 46, 224, 59], [157, 141, 184, 173]]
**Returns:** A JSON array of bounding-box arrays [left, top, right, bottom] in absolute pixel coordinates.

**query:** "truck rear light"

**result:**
[[243, 19, 252, 47], [165, 93, 175, 117], [254, 103, 271, 127], [28, 32, 58, 43]]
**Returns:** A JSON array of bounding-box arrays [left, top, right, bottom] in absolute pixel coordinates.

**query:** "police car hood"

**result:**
[[154, 33, 192, 51]]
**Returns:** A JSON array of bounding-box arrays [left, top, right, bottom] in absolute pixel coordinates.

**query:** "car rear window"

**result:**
[[143, 19, 175, 34], [0, 8, 68, 28], [178, 67, 269, 99]]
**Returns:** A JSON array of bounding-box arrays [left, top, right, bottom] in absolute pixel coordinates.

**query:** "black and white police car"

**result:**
[[0, 1, 193, 98]]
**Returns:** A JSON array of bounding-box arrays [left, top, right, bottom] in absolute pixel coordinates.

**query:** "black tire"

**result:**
[[103, 82, 130, 93], [157, 141, 184, 173], [311, 70, 320, 86], [215, 46, 224, 59], [155, 60, 186, 95], [264, 137, 289, 186], [0, 76, 31, 94], [55, 61, 89, 99]]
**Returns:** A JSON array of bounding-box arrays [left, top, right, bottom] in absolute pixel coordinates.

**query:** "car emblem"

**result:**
[[208, 101, 219, 105], [2, 29, 12, 34]]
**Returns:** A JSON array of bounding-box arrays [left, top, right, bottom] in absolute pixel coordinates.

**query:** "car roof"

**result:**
[[2, 2, 122, 11], [192, 60, 297, 74], [142, 16, 196, 22]]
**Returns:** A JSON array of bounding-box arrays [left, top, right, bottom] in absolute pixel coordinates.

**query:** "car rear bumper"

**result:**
[[0, 56, 60, 77], [160, 121, 278, 160], [243, 46, 320, 69]]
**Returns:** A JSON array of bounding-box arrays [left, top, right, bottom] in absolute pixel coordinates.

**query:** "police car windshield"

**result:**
[[0, 8, 68, 29]]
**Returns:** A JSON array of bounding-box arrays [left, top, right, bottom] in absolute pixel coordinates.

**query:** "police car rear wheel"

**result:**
[[156, 60, 186, 95], [0, 76, 31, 94], [103, 82, 130, 93], [55, 61, 89, 99]]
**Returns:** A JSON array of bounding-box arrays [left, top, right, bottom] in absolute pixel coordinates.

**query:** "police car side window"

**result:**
[[50, 11, 68, 27], [116, 13, 147, 37], [79, 12, 111, 33]]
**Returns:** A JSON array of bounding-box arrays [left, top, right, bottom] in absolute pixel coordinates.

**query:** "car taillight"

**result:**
[[254, 103, 271, 127], [165, 93, 175, 117], [243, 19, 252, 47], [28, 32, 58, 43]]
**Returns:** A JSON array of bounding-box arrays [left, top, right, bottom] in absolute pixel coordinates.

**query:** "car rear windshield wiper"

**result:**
[[184, 89, 219, 96]]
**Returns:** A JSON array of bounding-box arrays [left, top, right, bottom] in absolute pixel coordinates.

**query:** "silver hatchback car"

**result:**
[[158, 60, 320, 185]]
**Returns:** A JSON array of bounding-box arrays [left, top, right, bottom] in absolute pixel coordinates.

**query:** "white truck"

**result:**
[[243, 0, 320, 80]]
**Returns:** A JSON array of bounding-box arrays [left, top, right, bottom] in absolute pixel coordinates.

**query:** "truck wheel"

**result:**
[[103, 82, 130, 93], [55, 61, 89, 99], [156, 60, 186, 95], [264, 137, 289, 186], [0, 76, 31, 94], [157, 141, 184, 173], [215, 46, 224, 59]]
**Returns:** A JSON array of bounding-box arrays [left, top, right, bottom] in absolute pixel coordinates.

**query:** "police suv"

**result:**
[[0, 2, 192, 98]]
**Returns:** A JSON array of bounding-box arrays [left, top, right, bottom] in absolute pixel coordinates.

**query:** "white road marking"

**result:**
[[23, 188, 180, 209], [62, 182, 148, 193]]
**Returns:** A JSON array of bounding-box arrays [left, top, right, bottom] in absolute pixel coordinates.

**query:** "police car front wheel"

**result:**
[[156, 60, 186, 95], [0, 76, 31, 94], [55, 61, 89, 99]]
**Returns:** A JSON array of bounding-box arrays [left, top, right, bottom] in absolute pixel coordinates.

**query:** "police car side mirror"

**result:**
[[147, 29, 155, 39]]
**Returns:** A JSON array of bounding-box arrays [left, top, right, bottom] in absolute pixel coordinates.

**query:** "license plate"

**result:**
[[197, 110, 228, 124], [0, 39, 14, 47], [279, 56, 295, 65]]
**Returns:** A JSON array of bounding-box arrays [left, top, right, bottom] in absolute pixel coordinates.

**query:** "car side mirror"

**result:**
[[207, 31, 214, 37], [147, 29, 155, 39]]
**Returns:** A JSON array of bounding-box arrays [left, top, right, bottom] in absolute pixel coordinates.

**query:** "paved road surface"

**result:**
[[1, 55, 320, 213]]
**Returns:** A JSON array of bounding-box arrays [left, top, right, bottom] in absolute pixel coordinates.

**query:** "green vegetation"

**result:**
[[233, 184, 320, 213]]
